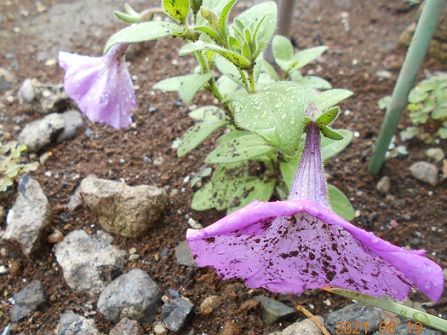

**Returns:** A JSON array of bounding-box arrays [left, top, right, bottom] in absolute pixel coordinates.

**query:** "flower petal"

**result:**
[[58, 45, 136, 130], [187, 199, 444, 301]]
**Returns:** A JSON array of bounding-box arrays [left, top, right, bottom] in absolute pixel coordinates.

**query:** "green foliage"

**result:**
[[379, 74, 447, 142], [163, 0, 190, 23], [105, 21, 184, 52], [328, 184, 355, 221], [103, 0, 355, 215], [0, 142, 39, 192], [154, 72, 212, 103], [232, 82, 313, 156]]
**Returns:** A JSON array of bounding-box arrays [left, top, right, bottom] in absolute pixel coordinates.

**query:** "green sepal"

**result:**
[[320, 125, 344, 140], [316, 106, 340, 126]]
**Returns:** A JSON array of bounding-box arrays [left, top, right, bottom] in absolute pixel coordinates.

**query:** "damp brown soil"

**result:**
[[0, 1, 446, 334]]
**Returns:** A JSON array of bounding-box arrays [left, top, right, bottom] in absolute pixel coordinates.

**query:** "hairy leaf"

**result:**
[[105, 21, 184, 52], [154, 72, 212, 103], [232, 82, 313, 155], [178, 120, 226, 157], [328, 184, 355, 221], [163, 0, 190, 23], [206, 134, 273, 163]]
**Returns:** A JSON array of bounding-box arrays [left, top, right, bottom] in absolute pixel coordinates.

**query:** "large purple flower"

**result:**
[[59, 43, 136, 129], [187, 122, 444, 301]]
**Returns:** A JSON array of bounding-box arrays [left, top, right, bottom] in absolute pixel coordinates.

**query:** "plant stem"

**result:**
[[326, 288, 447, 333], [238, 69, 251, 93], [368, 0, 446, 175], [140, 8, 167, 21], [247, 68, 256, 93]]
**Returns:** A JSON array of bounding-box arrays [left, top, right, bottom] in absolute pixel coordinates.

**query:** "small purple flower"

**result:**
[[59, 43, 136, 129], [187, 122, 444, 301]]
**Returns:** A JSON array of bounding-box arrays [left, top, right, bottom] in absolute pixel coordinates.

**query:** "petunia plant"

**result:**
[[59, 0, 355, 220], [187, 106, 446, 331], [379, 74, 447, 143], [58, 0, 447, 331]]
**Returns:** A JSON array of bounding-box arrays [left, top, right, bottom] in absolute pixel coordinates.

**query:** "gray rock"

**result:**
[[17, 113, 65, 152], [373, 324, 440, 335], [175, 241, 197, 267], [56, 110, 84, 143], [254, 295, 295, 325], [268, 317, 323, 335], [376, 176, 391, 194], [11, 280, 46, 322], [426, 148, 445, 163], [324, 303, 382, 334], [109, 318, 143, 335], [54, 230, 126, 295], [18, 79, 35, 102], [409, 161, 438, 186], [19, 79, 69, 114], [79, 177, 167, 238], [97, 269, 161, 322], [56, 311, 99, 335], [162, 297, 194, 332], [2, 176, 51, 256], [0, 68, 16, 92]]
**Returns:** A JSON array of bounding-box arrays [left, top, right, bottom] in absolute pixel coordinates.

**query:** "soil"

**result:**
[[0, 0, 446, 334]]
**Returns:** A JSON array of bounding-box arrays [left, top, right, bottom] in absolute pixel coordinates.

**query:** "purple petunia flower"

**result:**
[[59, 43, 136, 129], [187, 122, 444, 301]]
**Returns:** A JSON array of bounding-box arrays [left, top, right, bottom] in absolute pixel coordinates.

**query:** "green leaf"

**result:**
[[219, 0, 237, 35], [228, 177, 275, 212], [114, 10, 141, 24], [232, 82, 313, 155], [215, 55, 241, 82], [378, 95, 391, 110], [320, 126, 344, 140], [260, 60, 280, 81], [314, 89, 353, 111], [163, 0, 190, 23], [408, 87, 429, 103], [272, 35, 294, 70], [328, 184, 355, 221], [316, 106, 340, 126], [321, 129, 352, 161], [217, 75, 240, 100], [288, 46, 328, 72], [194, 25, 222, 42], [105, 21, 184, 52], [191, 182, 215, 210], [280, 152, 301, 189], [211, 163, 248, 210], [178, 120, 226, 157], [232, 1, 277, 57], [154, 72, 212, 103], [189, 106, 225, 121], [217, 130, 249, 143], [293, 76, 332, 89], [432, 107, 447, 120], [206, 134, 273, 163], [180, 41, 251, 69]]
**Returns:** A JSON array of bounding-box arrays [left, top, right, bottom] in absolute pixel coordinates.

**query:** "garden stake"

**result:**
[[368, 0, 446, 175], [325, 288, 447, 333]]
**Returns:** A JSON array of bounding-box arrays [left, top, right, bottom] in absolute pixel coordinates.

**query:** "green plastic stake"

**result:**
[[327, 288, 447, 333], [368, 0, 446, 175]]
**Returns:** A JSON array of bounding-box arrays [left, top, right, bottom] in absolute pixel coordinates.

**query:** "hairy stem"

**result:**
[[326, 288, 447, 333]]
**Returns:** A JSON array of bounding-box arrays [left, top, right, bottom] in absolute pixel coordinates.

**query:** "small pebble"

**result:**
[[376, 176, 390, 194], [200, 295, 222, 316], [426, 148, 444, 163], [153, 323, 167, 335], [47, 230, 64, 244]]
